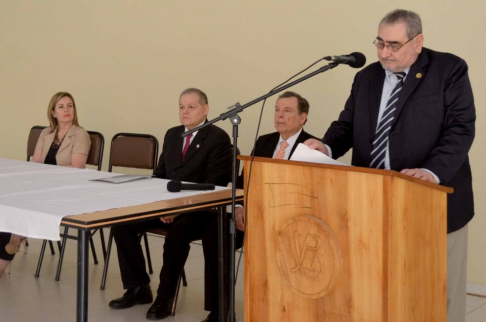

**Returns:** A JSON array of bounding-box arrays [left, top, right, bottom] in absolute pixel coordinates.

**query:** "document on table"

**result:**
[[91, 174, 149, 184], [290, 143, 350, 166]]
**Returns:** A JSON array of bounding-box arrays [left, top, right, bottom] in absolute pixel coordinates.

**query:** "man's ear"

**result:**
[[300, 113, 308, 125], [414, 34, 424, 54]]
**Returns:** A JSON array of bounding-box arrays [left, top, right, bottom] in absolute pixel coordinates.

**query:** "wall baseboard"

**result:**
[[467, 282, 486, 297]]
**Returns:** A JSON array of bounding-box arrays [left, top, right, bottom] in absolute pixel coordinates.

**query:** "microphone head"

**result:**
[[167, 180, 182, 192], [349, 52, 366, 68]]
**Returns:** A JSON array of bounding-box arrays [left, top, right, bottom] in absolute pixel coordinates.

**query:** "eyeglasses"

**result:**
[[373, 34, 420, 52]]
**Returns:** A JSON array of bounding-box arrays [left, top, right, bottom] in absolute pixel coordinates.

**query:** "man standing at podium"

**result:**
[[305, 9, 475, 322]]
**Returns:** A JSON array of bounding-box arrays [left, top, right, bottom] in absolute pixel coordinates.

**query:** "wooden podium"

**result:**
[[240, 156, 452, 322]]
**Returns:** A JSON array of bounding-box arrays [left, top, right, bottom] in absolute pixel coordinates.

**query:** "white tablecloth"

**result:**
[[0, 158, 228, 240]]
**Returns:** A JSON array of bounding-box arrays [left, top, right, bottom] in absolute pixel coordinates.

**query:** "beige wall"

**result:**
[[1, 1, 485, 284]]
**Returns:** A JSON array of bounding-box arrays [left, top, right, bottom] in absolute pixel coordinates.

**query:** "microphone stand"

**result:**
[[183, 61, 338, 321]]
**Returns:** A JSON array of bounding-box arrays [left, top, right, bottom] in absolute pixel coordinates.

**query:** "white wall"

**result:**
[[1, 0, 485, 284]]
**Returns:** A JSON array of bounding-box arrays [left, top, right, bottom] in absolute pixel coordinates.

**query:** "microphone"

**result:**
[[167, 180, 216, 192], [324, 52, 366, 68]]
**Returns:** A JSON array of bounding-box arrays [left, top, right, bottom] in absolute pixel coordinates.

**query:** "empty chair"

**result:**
[[100, 132, 159, 291]]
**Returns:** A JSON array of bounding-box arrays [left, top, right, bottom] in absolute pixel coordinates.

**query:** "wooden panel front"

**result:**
[[388, 177, 447, 321], [244, 160, 388, 321]]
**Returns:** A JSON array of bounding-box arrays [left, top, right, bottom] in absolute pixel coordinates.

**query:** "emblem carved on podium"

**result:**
[[276, 215, 343, 299]]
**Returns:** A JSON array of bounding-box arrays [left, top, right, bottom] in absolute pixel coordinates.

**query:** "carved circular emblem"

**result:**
[[276, 215, 343, 299]]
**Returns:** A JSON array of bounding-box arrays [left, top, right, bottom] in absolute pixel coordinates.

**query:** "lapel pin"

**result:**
[[196, 144, 200, 149], [416, 73, 422, 79]]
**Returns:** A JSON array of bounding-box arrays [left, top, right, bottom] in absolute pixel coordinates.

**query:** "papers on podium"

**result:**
[[290, 143, 350, 166]]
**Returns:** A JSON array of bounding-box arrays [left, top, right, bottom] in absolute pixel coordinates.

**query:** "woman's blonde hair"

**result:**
[[47, 92, 79, 131]]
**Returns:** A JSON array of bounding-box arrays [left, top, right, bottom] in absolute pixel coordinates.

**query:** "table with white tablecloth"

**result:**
[[0, 157, 228, 240], [0, 158, 241, 322]]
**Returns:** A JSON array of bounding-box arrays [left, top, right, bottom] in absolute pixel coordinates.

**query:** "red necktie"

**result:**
[[181, 134, 193, 162]]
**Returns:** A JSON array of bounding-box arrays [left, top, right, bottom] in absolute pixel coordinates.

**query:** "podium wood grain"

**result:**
[[241, 156, 449, 322]]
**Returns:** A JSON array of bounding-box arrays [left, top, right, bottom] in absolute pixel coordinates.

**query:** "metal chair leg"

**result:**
[[89, 232, 98, 265], [181, 268, 188, 287], [143, 233, 153, 274], [48, 240, 55, 255], [100, 228, 114, 290], [55, 226, 69, 281], [171, 273, 183, 316], [99, 228, 107, 260], [35, 240, 48, 278]]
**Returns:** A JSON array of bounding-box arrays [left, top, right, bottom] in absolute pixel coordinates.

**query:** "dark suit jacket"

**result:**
[[237, 129, 317, 189], [154, 123, 232, 187], [323, 47, 475, 233]]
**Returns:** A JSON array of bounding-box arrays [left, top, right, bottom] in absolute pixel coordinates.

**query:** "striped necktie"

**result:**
[[274, 141, 289, 160], [370, 72, 406, 169]]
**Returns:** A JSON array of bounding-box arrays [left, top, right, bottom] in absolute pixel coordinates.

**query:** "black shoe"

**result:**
[[201, 312, 218, 322], [109, 285, 153, 309], [146, 296, 173, 320], [202, 312, 236, 322]]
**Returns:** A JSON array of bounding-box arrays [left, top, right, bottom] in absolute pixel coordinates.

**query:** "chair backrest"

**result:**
[[27, 125, 47, 161], [108, 133, 159, 172], [86, 131, 105, 171]]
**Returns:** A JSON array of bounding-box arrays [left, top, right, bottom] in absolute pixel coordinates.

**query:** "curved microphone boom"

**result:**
[[324, 52, 366, 68]]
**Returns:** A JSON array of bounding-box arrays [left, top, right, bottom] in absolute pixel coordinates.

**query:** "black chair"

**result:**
[[26, 126, 61, 257], [35, 130, 106, 280], [100, 132, 159, 290], [26, 126, 47, 161]]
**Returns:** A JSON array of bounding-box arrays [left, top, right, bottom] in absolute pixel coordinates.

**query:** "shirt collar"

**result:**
[[278, 128, 303, 147], [184, 120, 206, 137], [385, 67, 410, 81]]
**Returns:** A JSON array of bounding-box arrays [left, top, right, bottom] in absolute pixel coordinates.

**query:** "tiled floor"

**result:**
[[466, 294, 486, 322], [1, 234, 485, 322], [0, 233, 245, 322]]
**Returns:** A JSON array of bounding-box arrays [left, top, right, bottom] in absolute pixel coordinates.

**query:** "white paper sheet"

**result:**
[[0, 158, 229, 240], [90, 174, 149, 184], [290, 143, 350, 166]]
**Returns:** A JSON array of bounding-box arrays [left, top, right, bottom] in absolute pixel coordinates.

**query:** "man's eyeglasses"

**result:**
[[373, 34, 420, 52]]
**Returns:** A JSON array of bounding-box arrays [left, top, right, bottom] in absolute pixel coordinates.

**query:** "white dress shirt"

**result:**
[[273, 128, 303, 160], [182, 120, 205, 151]]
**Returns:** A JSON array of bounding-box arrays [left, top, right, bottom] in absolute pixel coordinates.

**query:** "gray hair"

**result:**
[[380, 9, 422, 38], [179, 88, 208, 105]]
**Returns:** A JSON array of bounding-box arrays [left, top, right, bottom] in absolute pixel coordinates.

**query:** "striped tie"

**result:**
[[274, 141, 289, 160], [370, 72, 406, 169]]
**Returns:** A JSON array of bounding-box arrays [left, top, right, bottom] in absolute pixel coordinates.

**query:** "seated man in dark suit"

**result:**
[[201, 91, 317, 322], [109, 88, 232, 320]]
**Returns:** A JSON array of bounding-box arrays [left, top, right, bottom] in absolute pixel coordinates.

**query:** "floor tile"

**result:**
[[0, 235, 244, 321], [3, 236, 484, 321], [466, 303, 486, 322]]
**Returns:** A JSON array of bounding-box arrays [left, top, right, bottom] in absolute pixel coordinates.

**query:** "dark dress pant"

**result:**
[[202, 215, 244, 313], [0, 232, 15, 261], [113, 211, 216, 300]]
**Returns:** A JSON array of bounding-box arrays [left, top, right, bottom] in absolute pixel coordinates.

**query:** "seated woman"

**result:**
[[0, 92, 91, 277]]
